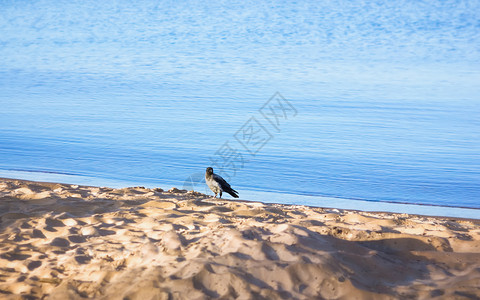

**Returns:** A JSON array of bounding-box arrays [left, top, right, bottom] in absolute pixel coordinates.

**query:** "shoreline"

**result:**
[[1, 177, 480, 299], [1, 170, 479, 219], [2, 177, 480, 223]]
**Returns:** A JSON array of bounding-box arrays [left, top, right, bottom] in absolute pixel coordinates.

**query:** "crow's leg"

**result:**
[[219, 190, 222, 198]]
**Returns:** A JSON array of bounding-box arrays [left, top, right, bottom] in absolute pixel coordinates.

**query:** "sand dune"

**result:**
[[0, 178, 479, 299]]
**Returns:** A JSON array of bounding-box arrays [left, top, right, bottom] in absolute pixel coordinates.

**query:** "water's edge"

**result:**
[[2, 169, 479, 220]]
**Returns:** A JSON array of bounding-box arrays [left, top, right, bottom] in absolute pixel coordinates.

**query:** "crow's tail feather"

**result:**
[[226, 188, 239, 198]]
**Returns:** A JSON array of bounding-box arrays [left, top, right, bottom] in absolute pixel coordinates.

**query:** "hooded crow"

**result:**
[[205, 167, 239, 198]]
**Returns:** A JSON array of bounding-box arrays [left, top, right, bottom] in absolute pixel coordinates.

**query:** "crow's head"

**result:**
[[206, 167, 214, 176]]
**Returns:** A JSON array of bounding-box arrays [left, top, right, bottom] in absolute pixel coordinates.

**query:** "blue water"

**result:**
[[1, 1, 479, 212]]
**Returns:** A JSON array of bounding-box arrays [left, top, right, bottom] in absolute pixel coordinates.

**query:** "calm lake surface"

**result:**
[[1, 1, 479, 213]]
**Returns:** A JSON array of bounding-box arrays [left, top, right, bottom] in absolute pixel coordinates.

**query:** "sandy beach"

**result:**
[[0, 178, 479, 299]]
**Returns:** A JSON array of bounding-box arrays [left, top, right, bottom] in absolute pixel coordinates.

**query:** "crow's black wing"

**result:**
[[213, 174, 231, 189], [213, 174, 239, 198]]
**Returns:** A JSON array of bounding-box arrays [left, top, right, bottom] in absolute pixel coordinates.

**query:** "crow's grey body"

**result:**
[[205, 167, 239, 198]]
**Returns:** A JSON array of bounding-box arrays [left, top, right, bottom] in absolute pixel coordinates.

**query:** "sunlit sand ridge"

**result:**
[[1, 178, 479, 299]]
